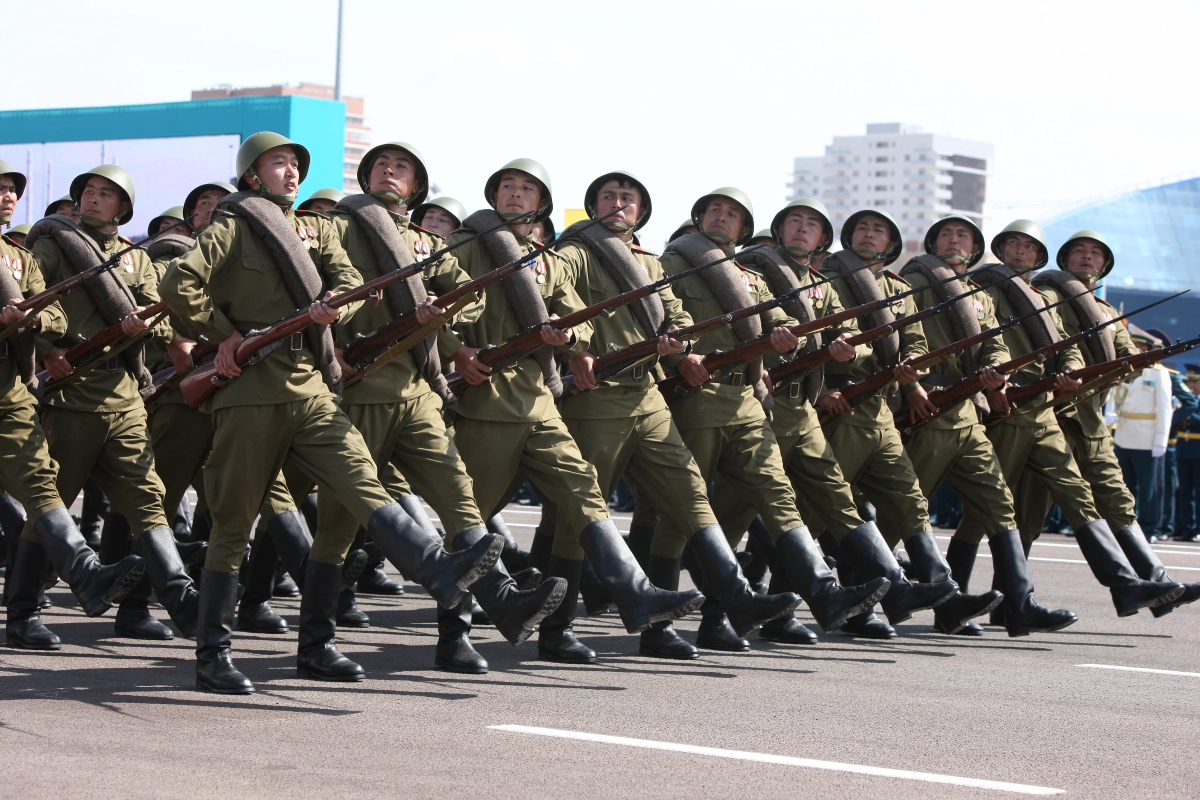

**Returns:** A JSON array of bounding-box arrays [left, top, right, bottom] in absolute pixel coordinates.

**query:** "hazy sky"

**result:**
[[7, 0, 1198, 249]]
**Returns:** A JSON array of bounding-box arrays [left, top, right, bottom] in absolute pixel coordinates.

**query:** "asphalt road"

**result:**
[[1, 504, 1197, 799]]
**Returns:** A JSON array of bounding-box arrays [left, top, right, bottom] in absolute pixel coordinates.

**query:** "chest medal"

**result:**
[[122, 252, 134, 273], [535, 259, 547, 285], [973, 298, 985, 320]]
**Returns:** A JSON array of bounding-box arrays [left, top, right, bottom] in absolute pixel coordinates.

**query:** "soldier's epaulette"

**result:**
[[296, 208, 331, 220], [883, 269, 911, 287], [118, 235, 134, 246], [808, 266, 822, 277], [631, 243, 660, 257], [1, 234, 31, 255], [1167, 367, 1180, 374]]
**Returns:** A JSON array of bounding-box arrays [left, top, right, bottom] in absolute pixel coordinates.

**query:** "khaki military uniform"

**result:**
[[555, 238, 718, 556], [954, 278, 1096, 545], [1015, 289, 1139, 538], [448, 230, 608, 561], [709, 251, 864, 541], [820, 268, 929, 547], [315, 212, 485, 542], [160, 206, 393, 571], [901, 272, 1017, 536], [31, 226, 172, 541], [0, 235, 68, 526], [653, 249, 803, 556]]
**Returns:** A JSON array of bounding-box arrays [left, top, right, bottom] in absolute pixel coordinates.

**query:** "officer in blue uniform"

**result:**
[[1173, 364, 1200, 541]]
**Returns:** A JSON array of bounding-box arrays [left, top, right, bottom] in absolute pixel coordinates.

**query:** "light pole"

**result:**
[[334, 0, 344, 102]]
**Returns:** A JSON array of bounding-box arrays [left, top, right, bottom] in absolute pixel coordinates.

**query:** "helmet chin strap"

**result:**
[[702, 226, 734, 246], [81, 213, 123, 229], [940, 252, 971, 267], [247, 169, 296, 207], [785, 244, 814, 260], [604, 219, 635, 234]]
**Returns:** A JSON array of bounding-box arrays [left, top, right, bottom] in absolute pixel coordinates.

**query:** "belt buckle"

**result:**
[[290, 332, 304, 352], [730, 372, 744, 387], [788, 382, 800, 399], [631, 364, 645, 380], [106, 357, 117, 372], [0, 341, 8, 359]]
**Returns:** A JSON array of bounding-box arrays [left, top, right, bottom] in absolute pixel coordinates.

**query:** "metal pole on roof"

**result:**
[[334, 0, 344, 101]]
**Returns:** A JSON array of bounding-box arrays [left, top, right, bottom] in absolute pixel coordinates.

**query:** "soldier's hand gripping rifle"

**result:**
[[0, 215, 196, 343], [34, 301, 170, 395], [809, 274, 1018, 420], [564, 258, 879, 395], [444, 245, 760, 396], [895, 289, 1186, 433], [178, 213, 520, 409], [143, 338, 219, 404], [341, 207, 628, 389]]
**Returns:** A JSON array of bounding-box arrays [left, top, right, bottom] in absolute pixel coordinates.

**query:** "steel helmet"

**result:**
[[148, 206, 186, 237], [44, 195, 74, 218], [298, 188, 347, 213], [183, 180, 236, 219], [924, 214, 985, 268], [1056, 229, 1114, 279], [7, 223, 32, 238], [412, 196, 468, 230], [484, 158, 553, 223], [70, 164, 136, 225], [990, 219, 1048, 268], [357, 141, 429, 208], [0, 159, 27, 200], [770, 197, 834, 255], [839, 208, 902, 266], [690, 187, 755, 247], [235, 132, 311, 191], [668, 219, 698, 244], [583, 170, 652, 232]]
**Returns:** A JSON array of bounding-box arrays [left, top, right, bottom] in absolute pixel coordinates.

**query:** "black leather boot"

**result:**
[[583, 519, 705, 633], [261, 510, 313, 591], [744, 516, 776, 595], [695, 597, 749, 651], [175, 540, 209, 573], [115, 574, 175, 640], [774, 526, 889, 633], [1074, 520, 1183, 616], [134, 527, 199, 637], [639, 555, 699, 659], [237, 533, 288, 634], [579, 555, 615, 617], [79, 478, 106, 550], [538, 556, 597, 663], [838, 522, 955, 625], [449, 527, 565, 645], [296, 560, 364, 681], [366, 503, 501, 609], [942, 538, 984, 636], [190, 509, 212, 543], [1112, 523, 1200, 618], [336, 588, 370, 628], [625, 522, 655, 570], [686, 525, 799, 637], [486, 511, 529, 573], [5, 539, 61, 650], [758, 569, 818, 645], [436, 594, 488, 673], [905, 532, 1003, 635], [34, 507, 144, 617], [195, 569, 253, 694], [989, 530, 1077, 637]]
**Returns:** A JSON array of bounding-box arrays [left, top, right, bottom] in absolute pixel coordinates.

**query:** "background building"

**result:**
[[789, 123, 992, 254], [1043, 176, 1200, 352]]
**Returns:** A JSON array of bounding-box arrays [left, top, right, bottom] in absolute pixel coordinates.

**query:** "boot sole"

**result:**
[[883, 584, 958, 625], [296, 667, 365, 682], [504, 579, 569, 646], [336, 618, 371, 629], [195, 679, 254, 695], [455, 537, 504, 593], [696, 638, 750, 652], [434, 658, 488, 674], [1115, 584, 1186, 617], [538, 648, 598, 664], [114, 624, 175, 641], [5, 637, 62, 651], [731, 596, 803, 638], [1007, 615, 1079, 637], [815, 580, 892, 634], [937, 593, 1006, 635], [91, 561, 148, 616], [340, 550, 369, 591], [638, 645, 700, 660]]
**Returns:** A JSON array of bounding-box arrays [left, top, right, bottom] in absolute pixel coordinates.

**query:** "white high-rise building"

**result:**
[[788, 123, 993, 254]]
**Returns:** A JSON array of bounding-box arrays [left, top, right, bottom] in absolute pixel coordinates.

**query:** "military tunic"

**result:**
[[901, 271, 1018, 537], [653, 247, 804, 557], [1013, 288, 1139, 539], [32, 225, 172, 539], [160, 205, 394, 571], [447, 229, 608, 561], [0, 235, 68, 527], [555, 237, 718, 556], [820, 268, 930, 547], [709, 250, 865, 542]]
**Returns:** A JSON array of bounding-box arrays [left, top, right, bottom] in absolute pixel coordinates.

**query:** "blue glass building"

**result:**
[[1043, 177, 1200, 351]]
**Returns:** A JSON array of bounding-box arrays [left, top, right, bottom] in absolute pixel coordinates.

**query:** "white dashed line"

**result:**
[[1077, 663, 1200, 678]]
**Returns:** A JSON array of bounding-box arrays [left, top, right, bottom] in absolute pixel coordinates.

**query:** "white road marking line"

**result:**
[[931, 537, 1200, 571], [1077, 663, 1200, 678], [489, 725, 1064, 796]]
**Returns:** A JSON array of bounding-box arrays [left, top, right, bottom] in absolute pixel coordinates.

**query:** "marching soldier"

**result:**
[[815, 209, 994, 633], [1021, 231, 1198, 614], [26, 164, 198, 640], [898, 215, 1076, 636], [44, 195, 80, 223], [0, 160, 143, 649], [446, 159, 707, 663], [411, 196, 467, 238], [710, 198, 957, 641], [160, 132, 505, 693], [954, 221, 1183, 618], [1174, 364, 1200, 541], [6, 223, 31, 247]]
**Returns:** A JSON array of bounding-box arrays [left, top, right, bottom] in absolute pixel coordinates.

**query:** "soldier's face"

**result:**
[[849, 214, 893, 260], [699, 198, 746, 245], [191, 189, 227, 230], [369, 150, 417, 201], [251, 146, 301, 198], [935, 222, 978, 272], [304, 199, 337, 215], [0, 176, 17, 219], [593, 180, 643, 235], [779, 208, 828, 255], [1187, 379, 1200, 394], [1002, 232, 1042, 269], [80, 176, 130, 227], [52, 201, 81, 223], [1065, 240, 1107, 285], [494, 170, 543, 221], [419, 207, 458, 238]]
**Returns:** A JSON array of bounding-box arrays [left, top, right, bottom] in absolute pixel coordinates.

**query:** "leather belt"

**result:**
[[1119, 411, 1157, 420], [920, 372, 957, 388], [717, 370, 746, 387], [0, 341, 8, 359], [1178, 432, 1200, 441]]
